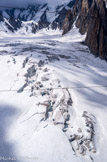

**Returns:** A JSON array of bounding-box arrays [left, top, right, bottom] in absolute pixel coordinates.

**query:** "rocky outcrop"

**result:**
[[76, 0, 107, 60], [51, 7, 67, 30], [38, 11, 50, 30], [62, 10, 73, 35], [0, 12, 22, 32], [62, 0, 107, 61], [76, 0, 93, 34], [85, 1, 107, 60], [7, 17, 22, 32], [62, 0, 79, 35]]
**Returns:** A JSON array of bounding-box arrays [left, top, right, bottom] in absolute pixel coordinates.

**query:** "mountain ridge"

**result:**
[[0, 1, 75, 33], [0, 0, 107, 61]]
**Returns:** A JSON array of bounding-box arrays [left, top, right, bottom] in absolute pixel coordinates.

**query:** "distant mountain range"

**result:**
[[0, 0, 107, 61], [0, 1, 75, 33]]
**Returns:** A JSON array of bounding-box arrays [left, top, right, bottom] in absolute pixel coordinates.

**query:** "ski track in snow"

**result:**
[[0, 27, 107, 162]]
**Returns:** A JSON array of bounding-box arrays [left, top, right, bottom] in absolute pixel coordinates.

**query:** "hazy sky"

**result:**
[[0, 0, 68, 8], [0, 0, 41, 7]]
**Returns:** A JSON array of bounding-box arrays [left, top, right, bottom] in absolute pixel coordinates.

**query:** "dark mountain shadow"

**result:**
[[0, 104, 20, 162]]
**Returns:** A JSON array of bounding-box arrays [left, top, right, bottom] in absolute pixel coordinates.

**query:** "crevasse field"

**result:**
[[0, 27, 107, 162]]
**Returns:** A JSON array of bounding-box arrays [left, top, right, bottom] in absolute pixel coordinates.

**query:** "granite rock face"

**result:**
[[62, 0, 79, 35], [77, 0, 107, 60], [63, 0, 107, 61], [85, 0, 107, 60], [62, 10, 74, 35], [76, 0, 93, 34]]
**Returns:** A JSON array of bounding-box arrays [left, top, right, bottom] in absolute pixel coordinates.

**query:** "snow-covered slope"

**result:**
[[0, 27, 107, 162]]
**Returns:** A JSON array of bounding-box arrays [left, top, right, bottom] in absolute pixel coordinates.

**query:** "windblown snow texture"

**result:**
[[0, 1, 107, 162], [0, 27, 107, 162]]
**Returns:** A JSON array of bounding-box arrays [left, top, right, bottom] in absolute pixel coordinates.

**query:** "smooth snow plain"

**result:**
[[0, 27, 107, 162]]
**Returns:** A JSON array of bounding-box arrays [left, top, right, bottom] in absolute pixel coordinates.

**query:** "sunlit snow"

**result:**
[[0, 27, 107, 162]]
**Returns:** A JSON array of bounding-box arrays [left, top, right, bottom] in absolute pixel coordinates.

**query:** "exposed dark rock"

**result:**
[[62, 10, 74, 35], [22, 57, 29, 68], [0, 12, 3, 22], [51, 1, 75, 31], [85, 0, 107, 60], [51, 8, 67, 30], [47, 55, 60, 62], [44, 101, 53, 120], [39, 11, 50, 29], [76, 0, 107, 60], [76, 0, 93, 34], [31, 22, 38, 33], [7, 17, 22, 32], [17, 83, 28, 93], [62, 0, 107, 61], [25, 65, 36, 78], [38, 60, 44, 67], [62, 0, 79, 35], [59, 55, 71, 59]]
